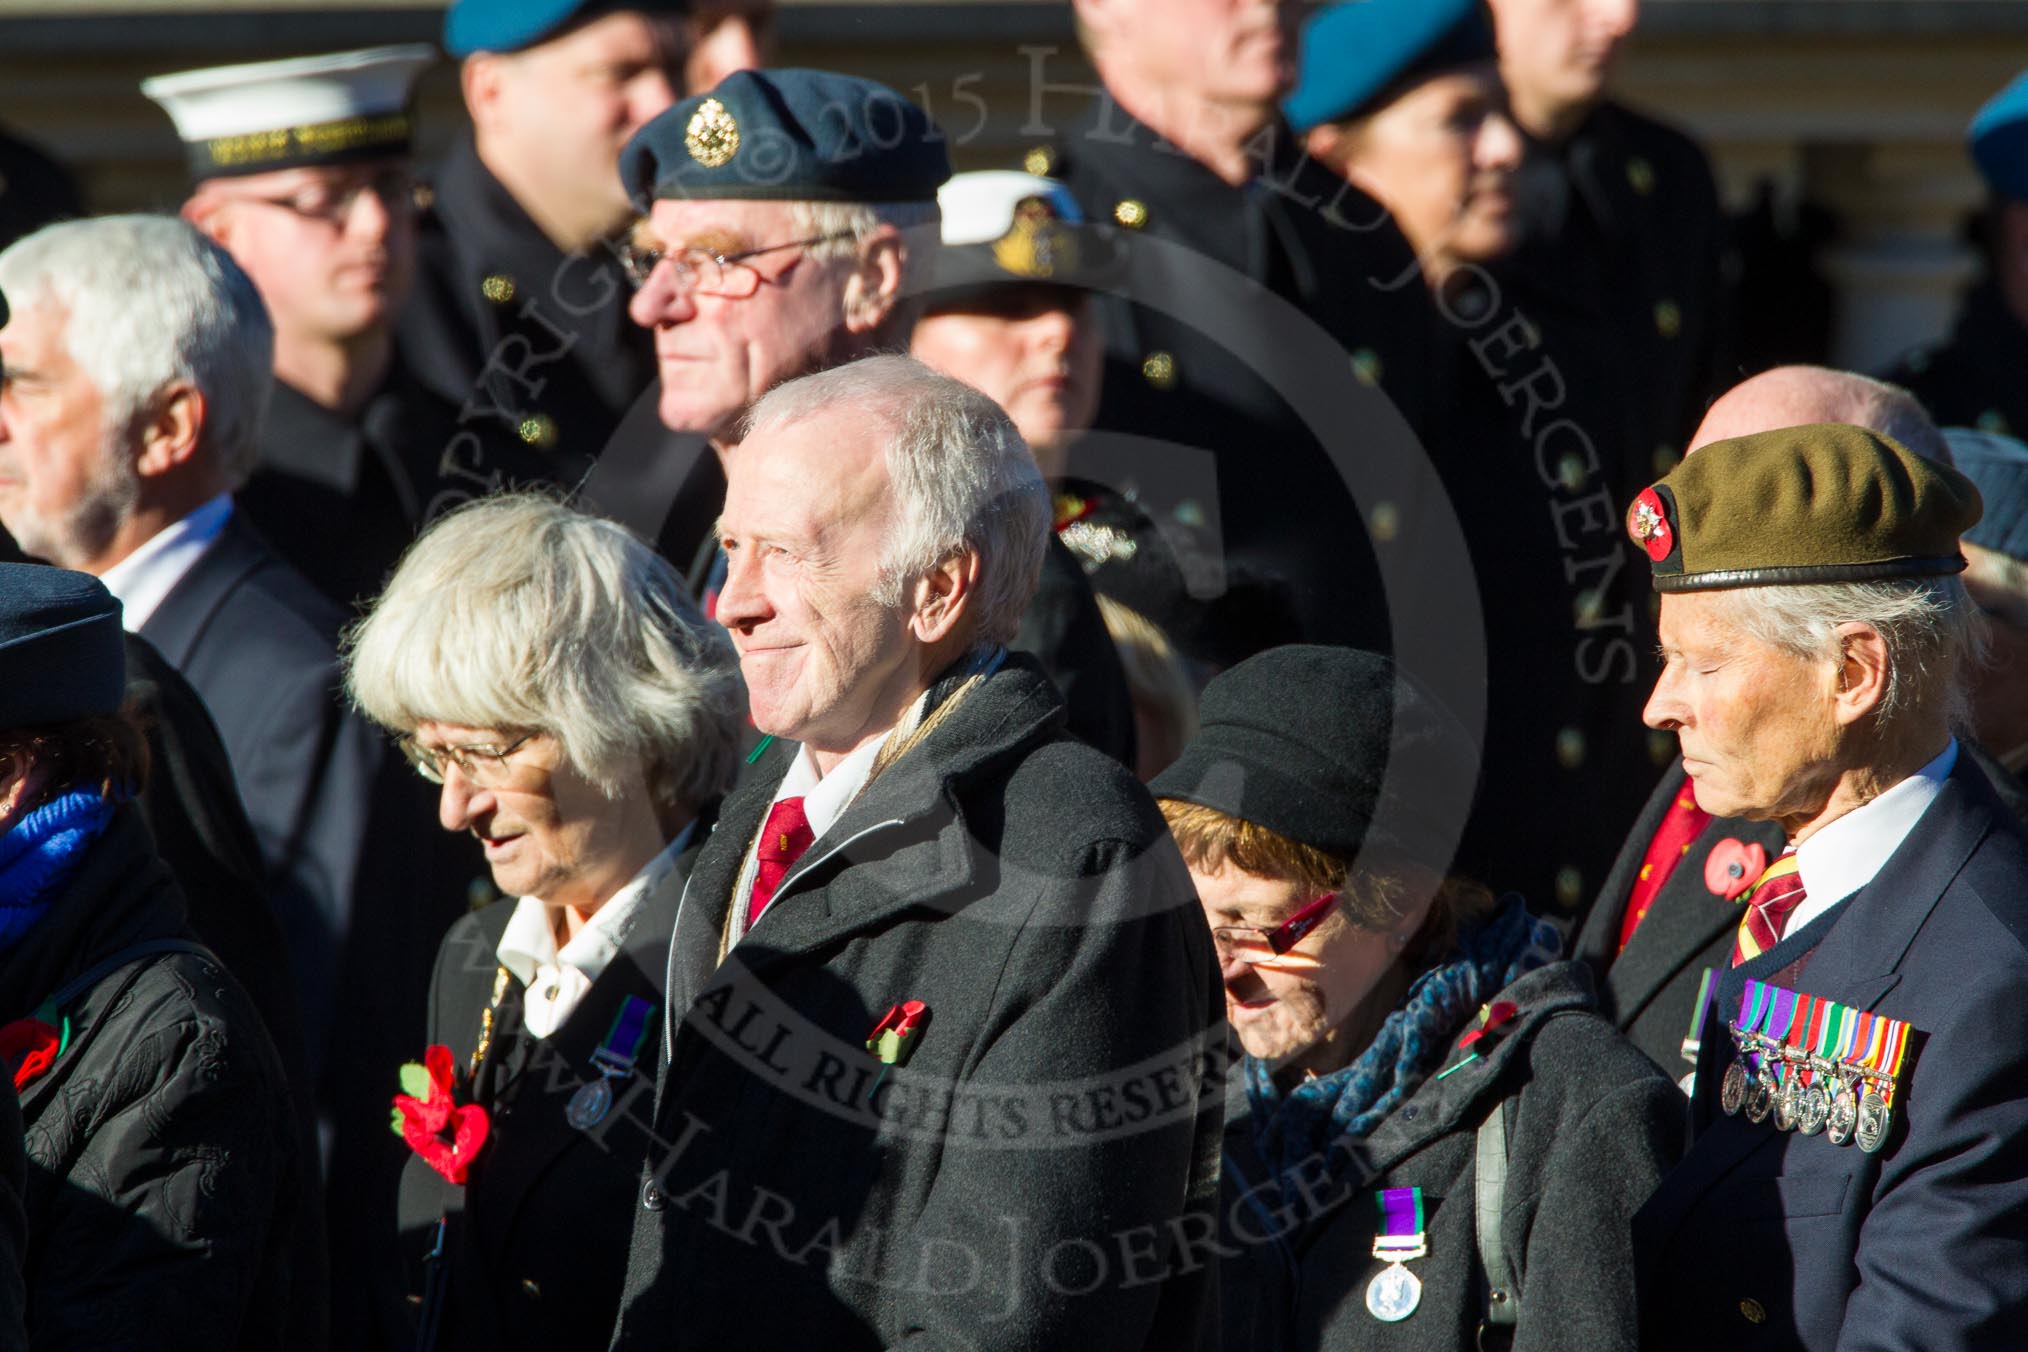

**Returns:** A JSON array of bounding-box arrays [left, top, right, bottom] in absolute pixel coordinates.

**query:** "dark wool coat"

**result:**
[[1636, 757, 2028, 1351], [390, 831, 702, 1352], [0, 805, 317, 1350], [608, 656, 1224, 1350], [1218, 961, 1682, 1352], [0, 1075, 26, 1352]]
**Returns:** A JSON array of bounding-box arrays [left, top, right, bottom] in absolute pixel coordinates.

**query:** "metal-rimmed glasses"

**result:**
[[615, 230, 857, 296], [1209, 890, 1340, 965], [234, 167, 419, 226], [398, 731, 537, 787]]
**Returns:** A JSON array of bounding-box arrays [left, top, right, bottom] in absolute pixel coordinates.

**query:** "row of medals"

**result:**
[[1721, 1026, 1891, 1153]]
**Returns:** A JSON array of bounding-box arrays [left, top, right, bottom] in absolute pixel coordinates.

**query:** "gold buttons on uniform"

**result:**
[[517, 413, 558, 447], [1627, 156, 1656, 196], [1978, 409, 2011, 435], [1648, 731, 1676, 765], [1369, 501, 1400, 542], [1556, 727, 1586, 770], [1556, 452, 1588, 492], [1141, 351, 1177, 390], [1349, 347, 1383, 386], [521, 1279, 542, 1300], [1023, 146, 1056, 176], [1554, 867, 1583, 909], [1739, 1298, 1767, 1325], [482, 273, 517, 304], [1114, 199, 1149, 229], [1652, 444, 1681, 476], [1654, 299, 1682, 339]]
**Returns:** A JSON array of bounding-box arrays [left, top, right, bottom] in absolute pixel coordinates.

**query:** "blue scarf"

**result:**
[[0, 791, 116, 956], [1244, 895, 1564, 1196]]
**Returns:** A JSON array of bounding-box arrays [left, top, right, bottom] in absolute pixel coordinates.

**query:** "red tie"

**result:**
[[748, 796, 814, 929], [1618, 783, 1714, 953], [1731, 851, 1806, 967]]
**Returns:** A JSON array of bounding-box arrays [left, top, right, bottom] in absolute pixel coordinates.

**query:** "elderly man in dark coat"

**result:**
[[1627, 424, 2028, 1349], [0, 564, 316, 1348], [606, 355, 1222, 1349]]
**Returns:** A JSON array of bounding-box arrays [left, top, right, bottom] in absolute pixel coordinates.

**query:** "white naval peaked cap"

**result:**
[[937, 171, 1087, 247], [142, 44, 435, 181]]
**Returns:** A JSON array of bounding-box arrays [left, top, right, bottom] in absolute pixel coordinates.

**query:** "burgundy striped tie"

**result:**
[[1731, 850, 1806, 966]]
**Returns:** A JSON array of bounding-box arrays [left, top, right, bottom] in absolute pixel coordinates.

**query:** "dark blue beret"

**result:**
[[1972, 70, 2028, 202], [0, 565, 125, 730], [443, 0, 689, 58], [1285, 0, 1497, 135], [621, 68, 949, 208], [1946, 427, 2028, 563]]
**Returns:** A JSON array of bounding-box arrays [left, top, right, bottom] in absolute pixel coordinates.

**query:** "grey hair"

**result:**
[[0, 215, 273, 488], [741, 354, 1050, 646], [788, 198, 940, 287], [1713, 576, 1988, 728], [343, 493, 745, 816]]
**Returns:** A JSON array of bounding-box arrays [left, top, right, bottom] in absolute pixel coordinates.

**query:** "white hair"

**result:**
[[742, 354, 1050, 646], [788, 198, 940, 295], [1713, 577, 1988, 728], [0, 215, 273, 488], [343, 493, 745, 816]]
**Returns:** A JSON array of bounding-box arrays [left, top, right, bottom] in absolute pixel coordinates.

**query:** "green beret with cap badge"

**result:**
[[1625, 423, 1983, 592]]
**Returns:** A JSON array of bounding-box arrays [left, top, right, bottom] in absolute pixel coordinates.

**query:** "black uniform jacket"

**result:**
[[1013, 533, 1137, 766], [1219, 961, 1680, 1352], [1497, 100, 1728, 469], [0, 806, 318, 1350], [1043, 97, 1437, 667], [400, 134, 657, 501], [1634, 757, 2028, 1350], [237, 371, 453, 610], [1885, 278, 2028, 440], [608, 654, 1224, 1349], [392, 829, 704, 1352]]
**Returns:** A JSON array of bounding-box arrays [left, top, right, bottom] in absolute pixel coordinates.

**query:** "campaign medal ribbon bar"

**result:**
[[1366, 1186, 1427, 1322], [1720, 980, 1915, 1150]]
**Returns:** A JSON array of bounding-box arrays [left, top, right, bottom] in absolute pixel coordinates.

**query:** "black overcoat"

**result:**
[[608, 655, 1224, 1349], [391, 834, 701, 1352], [1218, 961, 1680, 1352]]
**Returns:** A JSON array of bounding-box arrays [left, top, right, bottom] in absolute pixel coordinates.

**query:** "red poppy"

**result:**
[[1457, 1000, 1520, 1049], [0, 1018, 59, 1091], [391, 1044, 490, 1185], [1704, 838, 1769, 902]]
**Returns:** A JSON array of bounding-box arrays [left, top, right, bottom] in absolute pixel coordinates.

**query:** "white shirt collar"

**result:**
[[495, 823, 694, 1027], [771, 731, 891, 843], [1788, 739, 1958, 933], [99, 495, 234, 632]]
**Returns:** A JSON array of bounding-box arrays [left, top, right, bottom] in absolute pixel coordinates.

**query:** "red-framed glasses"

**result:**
[[1210, 891, 1339, 965]]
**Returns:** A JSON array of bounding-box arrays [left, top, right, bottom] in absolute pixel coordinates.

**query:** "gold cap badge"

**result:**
[[686, 98, 740, 168], [991, 197, 1078, 280]]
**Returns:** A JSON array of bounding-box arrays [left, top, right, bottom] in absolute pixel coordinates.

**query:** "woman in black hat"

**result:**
[[1151, 645, 1680, 1351]]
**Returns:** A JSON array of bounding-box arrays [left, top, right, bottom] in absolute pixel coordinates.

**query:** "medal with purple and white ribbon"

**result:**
[[1366, 1186, 1426, 1322]]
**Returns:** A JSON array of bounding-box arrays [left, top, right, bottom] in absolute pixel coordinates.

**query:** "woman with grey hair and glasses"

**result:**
[[343, 492, 743, 1351]]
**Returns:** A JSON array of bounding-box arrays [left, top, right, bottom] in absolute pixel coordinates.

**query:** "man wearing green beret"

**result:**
[[1627, 423, 2028, 1349], [1885, 69, 2028, 441]]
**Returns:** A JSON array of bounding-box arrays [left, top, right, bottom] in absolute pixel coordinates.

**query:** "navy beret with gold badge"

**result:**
[[620, 68, 950, 209], [1285, 0, 1496, 135], [1627, 423, 1983, 592], [444, 0, 690, 59]]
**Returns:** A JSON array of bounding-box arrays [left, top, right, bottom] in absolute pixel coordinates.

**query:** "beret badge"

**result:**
[[685, 98, 740, 168], [1627, 487, 1674, 563], [991, 197, 1078, 280]]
